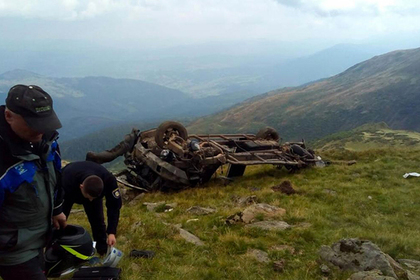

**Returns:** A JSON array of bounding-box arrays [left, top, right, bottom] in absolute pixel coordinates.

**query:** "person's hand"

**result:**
[[107, 234, 116, 246], [52, 213, 67, 230]]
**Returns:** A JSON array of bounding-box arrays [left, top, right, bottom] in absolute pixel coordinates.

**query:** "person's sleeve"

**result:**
[[105, 175, 122, 235], [53, 143, 64, 216]]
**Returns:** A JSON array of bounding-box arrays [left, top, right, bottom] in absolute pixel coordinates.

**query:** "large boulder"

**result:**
[[319, 239, 398, 279]]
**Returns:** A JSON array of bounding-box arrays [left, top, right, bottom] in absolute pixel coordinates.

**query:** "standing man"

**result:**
[[61, 161, 122, 255], [0, 85, 66, 280]]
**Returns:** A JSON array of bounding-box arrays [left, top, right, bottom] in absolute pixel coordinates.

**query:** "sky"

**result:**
[[1, 0, 420, 50]]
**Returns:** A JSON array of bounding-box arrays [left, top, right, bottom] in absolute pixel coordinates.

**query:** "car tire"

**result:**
[[155, 121, 188, 148], [256, 127, 280, 141]]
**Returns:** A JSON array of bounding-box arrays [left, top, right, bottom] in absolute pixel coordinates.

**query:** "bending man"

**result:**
[[62, 161, 122, 255]]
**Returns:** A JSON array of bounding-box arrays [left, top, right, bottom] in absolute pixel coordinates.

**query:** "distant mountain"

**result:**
[[188, 47, 420, 141], [261, 44, 380, 90], [0, 70, 191, 139], [0, 70, 255, 140], [138, 44, 382, 97], [0, 42, 386, 98]]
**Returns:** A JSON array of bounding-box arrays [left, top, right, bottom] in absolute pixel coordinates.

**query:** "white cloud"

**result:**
[[0, 0, 420, 45]]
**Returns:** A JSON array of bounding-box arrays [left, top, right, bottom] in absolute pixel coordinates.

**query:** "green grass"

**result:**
[[66, 147, 420, 280]]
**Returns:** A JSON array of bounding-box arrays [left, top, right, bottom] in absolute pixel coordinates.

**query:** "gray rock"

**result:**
[[320, 264, 331, 275], [143, 201, 165, 212], [347, 270, 396, 280], [186, 206, 216, 215], [273, 259, 286, 272], [385, 254, 408, 279], [245, 221, 291, 231], [128, 193, 145, 206], [319, 239, 398, 279], [130, 221, 143, 232], [225, 212, 243, 225], [241, 203, 286, 224], [143, 202, 177, 212], [407, 270, 420, 280], [235, 195, 258, 206], [398, 259, 420, 270], [247, 249, 270, 263], [179, 228, 204, 246]]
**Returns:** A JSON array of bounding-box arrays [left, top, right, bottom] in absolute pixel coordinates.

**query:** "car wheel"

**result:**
[[155, 121, 188, 148], [256, 127, 280, 141]]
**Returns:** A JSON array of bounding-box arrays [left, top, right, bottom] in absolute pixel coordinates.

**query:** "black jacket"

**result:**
[[0, 105, 63, 265], [62, 161, 122, 234]]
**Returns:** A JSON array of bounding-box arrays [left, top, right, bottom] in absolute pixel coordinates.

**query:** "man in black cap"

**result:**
[[0, 84, 67, 280], [62, 161, 122, 256]]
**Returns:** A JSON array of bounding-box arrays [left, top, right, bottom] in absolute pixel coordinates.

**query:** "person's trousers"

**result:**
[[0, 251, 46, 280], [63, 198, 108, 255]]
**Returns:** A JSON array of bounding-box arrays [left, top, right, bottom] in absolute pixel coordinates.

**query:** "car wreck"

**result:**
[[86, 121, 321, 192]]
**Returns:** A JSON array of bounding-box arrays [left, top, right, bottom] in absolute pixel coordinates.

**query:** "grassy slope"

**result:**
[[313, 122, 420, 151], [68, 146, 420, 280]]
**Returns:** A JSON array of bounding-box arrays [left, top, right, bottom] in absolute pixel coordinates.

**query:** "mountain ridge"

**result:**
[[188, 47, 420, 141]]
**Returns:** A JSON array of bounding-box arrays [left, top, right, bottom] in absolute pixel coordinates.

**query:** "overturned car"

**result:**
[[86, 121, 321, 192]]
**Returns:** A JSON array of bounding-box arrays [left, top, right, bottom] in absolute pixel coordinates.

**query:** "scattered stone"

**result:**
[[347, 269, 396, 280], [225, 212, 243, 225], [273, 259, 286, 272], [320, 264, 331, 276], [347, 160, 357, 166], [247, 249, 270, 263], [319, 239, 398, 279], [270, 245, 295, 255], [128, 193, 145, 206], [186, 206, 216, 216], [245, 221, 291, 231], [241, 203, 286, 224], [186, 219, 199, 223], [70, 209, 84, 214], [385, 254, 408, 279], [407, 270, 420, 280], [323, 189, 337, 196], [398, 259, 420, 271], [119, 186, 140, 201], [179, 228, 204, 246], [143, 201, 165, 212], [271, 180, 296, 195], [143, 202, 177, 212], [236, 195, 258, 206], [130, 221, 143, 232], [368, 196, 373, 200]]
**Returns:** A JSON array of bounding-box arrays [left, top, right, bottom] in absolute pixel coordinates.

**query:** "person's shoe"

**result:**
[[129, 250, 155, 259]]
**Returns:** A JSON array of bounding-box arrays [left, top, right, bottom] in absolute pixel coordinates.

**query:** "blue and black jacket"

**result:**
[[0, 105, 64, 265]]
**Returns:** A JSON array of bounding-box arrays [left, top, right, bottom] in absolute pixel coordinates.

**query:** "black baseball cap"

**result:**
[[6, 84, 62, 133]]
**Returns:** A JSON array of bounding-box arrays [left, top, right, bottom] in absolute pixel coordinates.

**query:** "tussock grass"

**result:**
[[67, 148, 420, 279]]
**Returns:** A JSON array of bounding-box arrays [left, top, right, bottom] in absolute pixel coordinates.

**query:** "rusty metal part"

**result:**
[[133, 143, 190, 185]]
